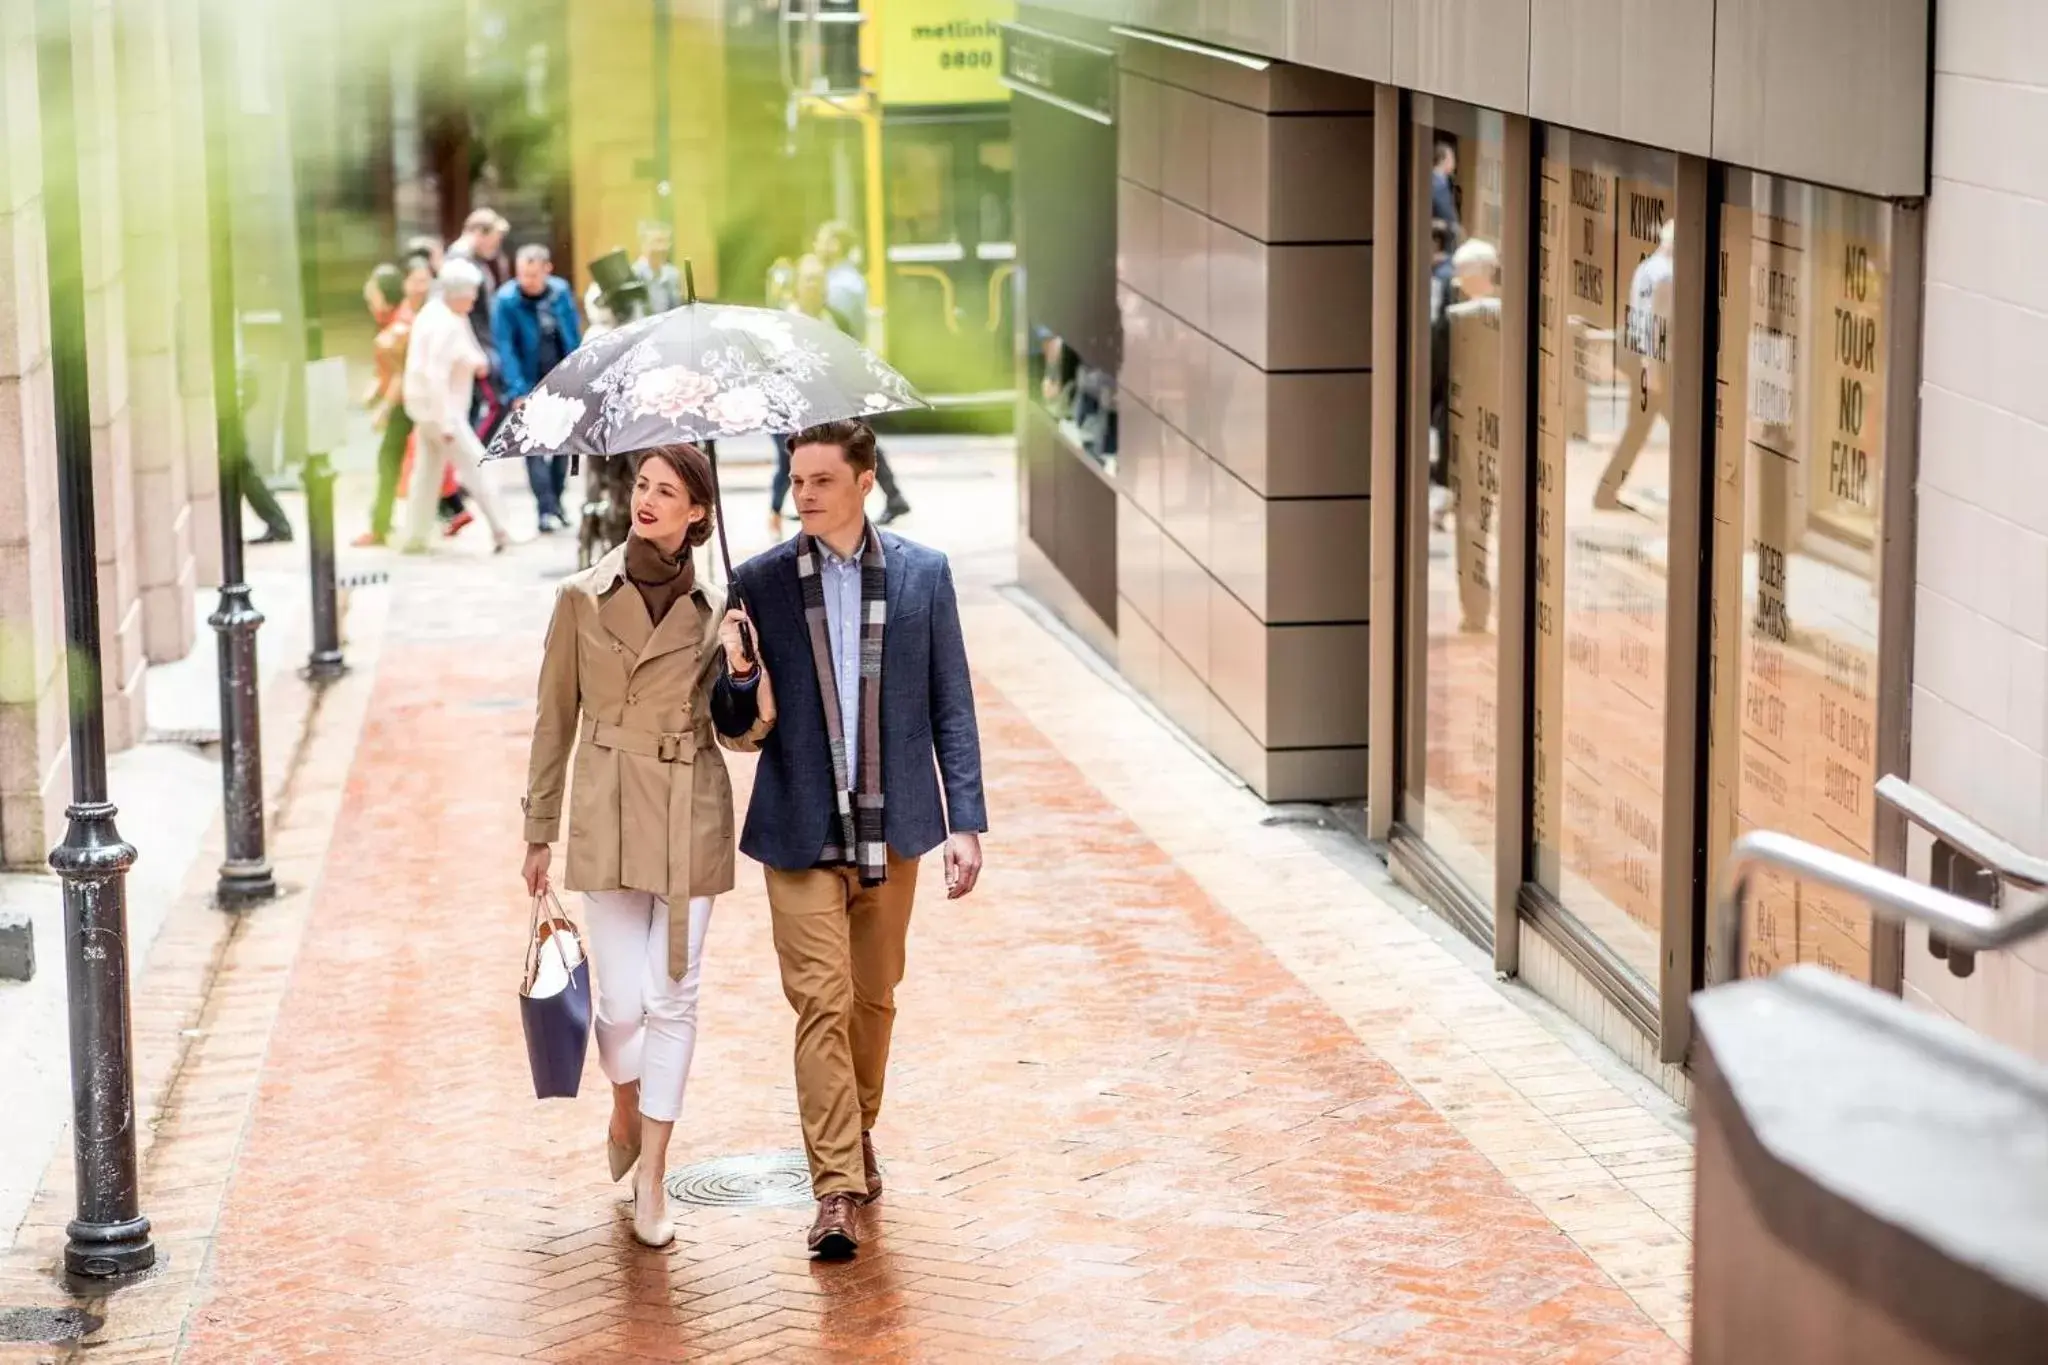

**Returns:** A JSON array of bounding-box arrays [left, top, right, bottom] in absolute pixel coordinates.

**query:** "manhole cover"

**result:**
[[666, 1151, 820, 1208], [0, 1307, 103, 1343]]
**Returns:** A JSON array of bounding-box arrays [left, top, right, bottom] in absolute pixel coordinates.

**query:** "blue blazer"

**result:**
[[710, 532, 988, 872], [491, 277, 583, 403]]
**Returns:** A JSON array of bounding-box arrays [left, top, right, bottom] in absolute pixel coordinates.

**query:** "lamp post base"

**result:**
[[63, 1214, 155, 1280], [217, 858, 278, 910], [301, 651, 348, 684]]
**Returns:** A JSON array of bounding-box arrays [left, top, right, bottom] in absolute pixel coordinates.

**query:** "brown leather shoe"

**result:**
[[860, 1131, 882, 1203], [807, 1194, 860, 1259]]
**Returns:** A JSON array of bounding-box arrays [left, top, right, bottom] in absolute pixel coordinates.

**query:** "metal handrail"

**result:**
[[1874, 773, 2048, 890], [1714, 829, 2048, 985]]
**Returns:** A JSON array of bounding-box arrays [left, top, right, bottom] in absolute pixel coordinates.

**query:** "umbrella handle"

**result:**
[[705, 439, 756, 668]]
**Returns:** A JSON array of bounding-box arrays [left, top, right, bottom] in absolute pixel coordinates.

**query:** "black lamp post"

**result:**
[[35, 0, 154, 1280], [291, 9, 345, 682], [200, 0, 278, 908]]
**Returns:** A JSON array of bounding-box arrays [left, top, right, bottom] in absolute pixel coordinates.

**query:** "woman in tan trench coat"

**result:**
[[521, 443, 773, 1248]]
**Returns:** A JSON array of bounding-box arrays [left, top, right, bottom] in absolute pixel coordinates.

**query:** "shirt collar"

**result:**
[[817, 528, 869, 569]]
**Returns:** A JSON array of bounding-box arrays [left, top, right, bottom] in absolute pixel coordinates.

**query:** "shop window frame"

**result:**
[[1373, 99, 1926, 1067]]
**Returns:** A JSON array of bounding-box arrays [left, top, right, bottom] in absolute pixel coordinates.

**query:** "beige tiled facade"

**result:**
[[1114, 41, 1376, 802], [0, 0, 216, 868], [1022, 0, 2048, 1081], [1901, 0, 2048, 1059]]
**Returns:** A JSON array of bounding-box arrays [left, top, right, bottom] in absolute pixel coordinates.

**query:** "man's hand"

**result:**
[[943, 832, 982, 900]]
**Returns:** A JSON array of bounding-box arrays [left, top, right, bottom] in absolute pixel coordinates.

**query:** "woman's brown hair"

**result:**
[[634, 444, 717, 551]]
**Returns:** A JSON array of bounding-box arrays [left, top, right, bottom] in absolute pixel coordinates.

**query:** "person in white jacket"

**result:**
[[402, 259, 513, 553]]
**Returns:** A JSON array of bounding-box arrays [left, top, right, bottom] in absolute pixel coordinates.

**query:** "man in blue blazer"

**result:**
[[492, 245, 583, 532], [711, 419, 987, 1259]]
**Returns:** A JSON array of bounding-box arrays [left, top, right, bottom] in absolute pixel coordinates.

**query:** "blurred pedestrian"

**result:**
[[521, 443, 773, 1248], [356, 256, 434, 546], [406, 234, 446, 276], [495, 244, 583, 533], [232, 362, 294, 544], [634, 221, 684, 314], [765, 255, 796, 311], [768, 254, 910, 535], [447, 208, 512, 440], [402, 259, 512, 553], [814, 223, 868, 342], [1596, 220, 1675, 511], [1432, 141, 1462, 250]]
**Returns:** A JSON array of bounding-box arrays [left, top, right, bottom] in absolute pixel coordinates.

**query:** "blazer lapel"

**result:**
[[881, 534, 910, 624]]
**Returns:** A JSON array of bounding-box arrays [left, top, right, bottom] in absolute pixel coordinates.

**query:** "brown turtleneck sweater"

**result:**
[[624, 533, 695, 626]]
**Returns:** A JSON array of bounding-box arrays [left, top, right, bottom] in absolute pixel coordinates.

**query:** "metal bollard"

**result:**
[[202, 0, 276, 910], [303, 451, 346, 681], [36, 0, 155, 1279]]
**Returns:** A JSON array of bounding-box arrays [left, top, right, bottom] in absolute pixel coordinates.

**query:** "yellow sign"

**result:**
[[876, 0, 1013, 106]]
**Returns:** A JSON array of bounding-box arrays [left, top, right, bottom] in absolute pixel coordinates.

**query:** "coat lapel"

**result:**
[[592, 547, 655, 658], [639, 581, 712, 671]]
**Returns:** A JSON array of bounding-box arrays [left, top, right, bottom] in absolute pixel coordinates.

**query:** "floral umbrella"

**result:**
[[484, 282, 925, 461], [484, 266, 924, 655]]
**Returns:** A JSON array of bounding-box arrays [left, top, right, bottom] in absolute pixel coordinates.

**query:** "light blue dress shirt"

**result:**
[[818, 537, 866, 789]]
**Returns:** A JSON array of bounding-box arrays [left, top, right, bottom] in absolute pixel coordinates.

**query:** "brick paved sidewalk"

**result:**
[[0, 449, 1688, 1362]]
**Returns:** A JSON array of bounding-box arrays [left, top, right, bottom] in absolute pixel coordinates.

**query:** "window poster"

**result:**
[[1712, 181, 1889, 983], [1530, 137, 1677, 991]]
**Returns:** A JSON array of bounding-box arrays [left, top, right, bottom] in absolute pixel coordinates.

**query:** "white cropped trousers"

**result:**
[[582, 891, 712, 1123]]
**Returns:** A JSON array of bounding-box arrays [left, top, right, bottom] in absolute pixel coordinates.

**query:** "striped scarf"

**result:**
[[795, 526, 889, 884]]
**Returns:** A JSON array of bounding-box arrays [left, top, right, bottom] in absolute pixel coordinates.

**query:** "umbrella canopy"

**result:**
[[485, 290, 926, 462]]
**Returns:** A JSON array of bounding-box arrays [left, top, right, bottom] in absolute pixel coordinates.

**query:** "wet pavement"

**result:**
[[0, 442, 1690, 1362]]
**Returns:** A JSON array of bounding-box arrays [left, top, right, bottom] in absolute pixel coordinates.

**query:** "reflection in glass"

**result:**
[[1708, 177, 1890, 983], [1531, 130, 1679, 992], [1029, 324, 1118, 472], [1402, 98, 1510, 908]]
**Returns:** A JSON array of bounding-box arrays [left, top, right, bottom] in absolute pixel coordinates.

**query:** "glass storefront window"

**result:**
[[1400, 97, 1513, 911], [1708, 176, 1893, 982], [1531, 129, 1681, 993], [1029, 325, 1118, 473]]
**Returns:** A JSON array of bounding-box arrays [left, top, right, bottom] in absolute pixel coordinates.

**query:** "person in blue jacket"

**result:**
[[494, 244, 584, 532]]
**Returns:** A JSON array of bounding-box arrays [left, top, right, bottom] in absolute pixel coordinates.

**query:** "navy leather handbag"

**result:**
[[519, 890, 591, 1099]]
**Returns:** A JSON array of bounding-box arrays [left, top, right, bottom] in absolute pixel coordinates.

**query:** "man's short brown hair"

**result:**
[[789, 419, 877, 476]]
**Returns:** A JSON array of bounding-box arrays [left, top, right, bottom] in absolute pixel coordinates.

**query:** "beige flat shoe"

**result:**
[[607, 1131, 641, 1183], [631, 1167, 674, 1248]]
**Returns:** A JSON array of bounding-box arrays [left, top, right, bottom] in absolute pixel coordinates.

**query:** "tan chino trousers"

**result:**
[[766, 851, 920, 1199]]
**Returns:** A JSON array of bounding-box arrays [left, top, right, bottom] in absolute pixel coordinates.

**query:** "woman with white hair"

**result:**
[[401, 259, 514, 553]]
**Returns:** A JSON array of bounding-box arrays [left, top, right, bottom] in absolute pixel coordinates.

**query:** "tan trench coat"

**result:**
[[523, 544, 773, 978]]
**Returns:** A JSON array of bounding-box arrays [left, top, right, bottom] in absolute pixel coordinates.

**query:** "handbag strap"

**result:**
[[524, 888, 581, 988]]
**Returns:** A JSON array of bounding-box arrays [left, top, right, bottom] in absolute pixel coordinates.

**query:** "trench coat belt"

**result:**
[[579, 715, 710, 764]]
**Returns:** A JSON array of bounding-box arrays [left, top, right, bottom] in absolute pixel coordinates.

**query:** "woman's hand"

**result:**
[[718, 607, 758, 676], [522, 842, 552, 898]]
